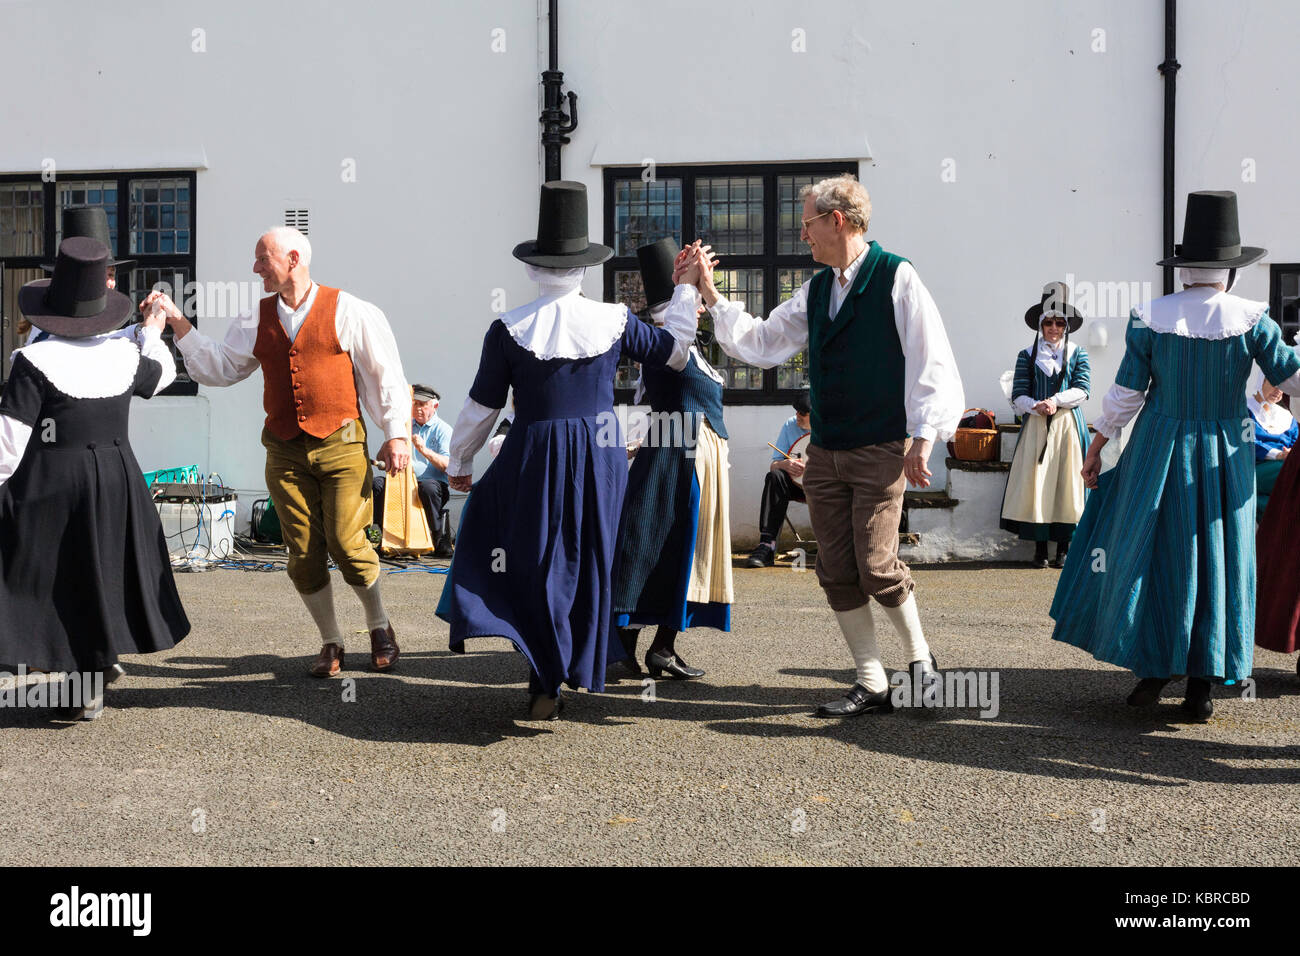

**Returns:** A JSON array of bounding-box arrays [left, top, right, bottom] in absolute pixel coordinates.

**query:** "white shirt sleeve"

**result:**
[[335, 293, 411, 445], [1052, 386, 1088, 409], [695, 282, 810, 369], [1278, 368, 1300, 398], [1093, 383, 1146, 439], [1267, 447, 1285, 460], [1013, 395, 1039, 416], [136, 325, 178, 397], [0, 415, 33, 489], [656, 293, 696, 372], [174, 315, 261, 386], [892, 263, 966, 443], [447, 396, 501, 477]]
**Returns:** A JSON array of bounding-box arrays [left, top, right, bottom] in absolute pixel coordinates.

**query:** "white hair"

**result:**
[[261, 226, 312, 268]]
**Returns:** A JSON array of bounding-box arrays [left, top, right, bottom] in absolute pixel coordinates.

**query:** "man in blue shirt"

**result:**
[[747, 392, 812, 567], [373, 384, 454, 555]]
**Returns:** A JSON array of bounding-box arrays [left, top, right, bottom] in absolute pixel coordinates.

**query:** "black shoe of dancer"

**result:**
[[1049, 543, 1069, 569], [746, 542, 776, 568], [526, 670, 563, 720], [815, 683, 894, 718], [1032, 541, 1049, 569], [1126, 677, 1171, 706], [1181, 678, 1213, 722], [645, 626, 704, 679]]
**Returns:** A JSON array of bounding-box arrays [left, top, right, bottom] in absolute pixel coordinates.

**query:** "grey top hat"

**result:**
[[19, 237, 134, 338], [42, 206, 134, 272]]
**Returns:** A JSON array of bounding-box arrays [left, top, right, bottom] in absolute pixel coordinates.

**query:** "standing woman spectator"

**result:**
[[1000, 282, 1091, 568]]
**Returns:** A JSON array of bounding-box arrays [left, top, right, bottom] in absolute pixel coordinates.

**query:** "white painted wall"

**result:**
[[4, 0, 1296, 550]]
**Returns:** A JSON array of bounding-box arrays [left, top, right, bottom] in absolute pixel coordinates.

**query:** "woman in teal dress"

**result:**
[[1049, 191, 1300, 720]]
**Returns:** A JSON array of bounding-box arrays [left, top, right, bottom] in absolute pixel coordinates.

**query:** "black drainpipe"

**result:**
[[1158, 0, 1180, 295], [540, 0, 578, 182]]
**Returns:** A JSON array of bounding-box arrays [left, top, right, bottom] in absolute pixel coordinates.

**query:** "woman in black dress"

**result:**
[[0, 237, 190, 719]]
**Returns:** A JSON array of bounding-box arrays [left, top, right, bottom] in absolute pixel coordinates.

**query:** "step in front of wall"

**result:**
[[945, 456, 1012, 473]]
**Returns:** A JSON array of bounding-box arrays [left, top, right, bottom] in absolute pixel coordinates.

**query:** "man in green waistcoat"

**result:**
[[669, 175, 965, 717]]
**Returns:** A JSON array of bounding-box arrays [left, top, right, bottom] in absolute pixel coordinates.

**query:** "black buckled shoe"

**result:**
[[645, 649, 705, 680], [814, 683, 894, 718], [1126, 677, 1170, 706], [1181, 678, 1213, 722], [745, 543, 776, 568], [1049, 545, 1069, 569]]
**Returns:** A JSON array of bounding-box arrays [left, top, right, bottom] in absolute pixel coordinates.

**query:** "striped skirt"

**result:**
[[1049, 406, 1256, 682]]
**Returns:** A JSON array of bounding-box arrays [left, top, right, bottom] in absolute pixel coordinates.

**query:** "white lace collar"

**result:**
[[1133, 287, 1268, 340], [15, 330, 141, 399], [501, 287, 629, 360]]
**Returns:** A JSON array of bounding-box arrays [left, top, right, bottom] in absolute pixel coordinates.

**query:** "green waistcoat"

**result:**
[[805, 240, 909, 449]]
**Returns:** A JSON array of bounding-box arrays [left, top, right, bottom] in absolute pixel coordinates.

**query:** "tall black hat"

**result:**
[[1156, 190, 1266, 269], [19, 236, 134, 338], [42, 206, 133, 271], [636, 237, 680, 310], [513, 181, 613, 268], [1024, 281, 1083, 332]]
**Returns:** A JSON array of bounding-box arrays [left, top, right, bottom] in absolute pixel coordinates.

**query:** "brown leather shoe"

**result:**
[[311, 643, 344, 678], [370, 624, 399, 671]]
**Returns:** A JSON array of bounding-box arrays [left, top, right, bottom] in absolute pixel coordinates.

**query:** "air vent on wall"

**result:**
[[284, 208, 309, 235]]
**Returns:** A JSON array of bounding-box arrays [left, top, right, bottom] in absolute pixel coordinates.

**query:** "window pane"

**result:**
[[57, 180, 120, 249], [695, 176, 763, 255], [612, 178, 682, 256], [703, 267, 765, 389], [0, 184, 44, 257], [778, 174, 818, 255], [776, 267, 815, 388], [130, 177, 192, 258], [613, 270, 646, 390]]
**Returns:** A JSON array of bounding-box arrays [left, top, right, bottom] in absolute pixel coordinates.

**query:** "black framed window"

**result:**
[[1270, 264, 1300, 346], [0, 170, 197, 394], [603, 161, 855, 404]]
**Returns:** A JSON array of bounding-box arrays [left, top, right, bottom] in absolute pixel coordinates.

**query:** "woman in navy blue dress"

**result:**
[[436, 183, 698, 720], [611, 239, 733, 681]]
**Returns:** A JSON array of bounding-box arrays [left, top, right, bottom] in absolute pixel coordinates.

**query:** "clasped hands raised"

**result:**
[[671, 241, 722, 305]]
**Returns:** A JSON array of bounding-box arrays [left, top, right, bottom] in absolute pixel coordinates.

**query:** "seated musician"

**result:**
[[373, 383, 454, 555], [746, 392, 812, 567]]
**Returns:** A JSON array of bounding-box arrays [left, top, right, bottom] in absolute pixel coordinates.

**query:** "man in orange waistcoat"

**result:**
[[143, 226, 410, 678]]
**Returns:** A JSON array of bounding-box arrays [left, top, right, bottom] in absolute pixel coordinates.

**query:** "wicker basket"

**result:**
[[948, 408, 999, 461]]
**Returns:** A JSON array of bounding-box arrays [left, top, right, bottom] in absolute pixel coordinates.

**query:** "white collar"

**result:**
[[501, 287, 628, 361], [15, 331, 141, 399], [277, 282, 318, 322], [1133, 287, 1267, 340], [832, 243, 870, 287]]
